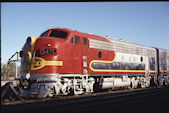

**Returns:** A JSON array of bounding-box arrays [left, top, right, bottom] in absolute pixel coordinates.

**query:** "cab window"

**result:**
[[49, 30, 67, 38]]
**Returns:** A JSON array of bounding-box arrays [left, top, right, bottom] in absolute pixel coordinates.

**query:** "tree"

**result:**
[[1, 62, 20, 80]]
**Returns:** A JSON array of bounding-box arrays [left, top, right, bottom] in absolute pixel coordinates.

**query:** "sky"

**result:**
[[1, 2, 169, 64]]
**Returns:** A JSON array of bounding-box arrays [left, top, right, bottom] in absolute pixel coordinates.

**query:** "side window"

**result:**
[[71, 36, 75, 44], [83, 38, 87, 45], [77, 36, 80, 44]]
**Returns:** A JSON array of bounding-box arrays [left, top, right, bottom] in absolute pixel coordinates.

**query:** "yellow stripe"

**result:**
[[88, 52, 145, 72], [29, 37, 38, 53], [32, 92, 39, 94], [31, 57, 63, 71], [46, 60, 63, 66], [90, 70, 156, 73], [89, 52, 149, 73], [91, 69, 146, 72], [149, 71, 157, 73], [160, 70, 167, 73], [89, 52, 116, 72]]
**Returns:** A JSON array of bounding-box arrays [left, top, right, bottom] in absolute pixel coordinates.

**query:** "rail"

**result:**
[[2, 86, 169, 113]]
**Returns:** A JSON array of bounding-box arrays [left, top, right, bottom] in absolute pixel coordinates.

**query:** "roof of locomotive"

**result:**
[[46, 28, 169, 52], [108, 37, 155, 50], [47, 28, 110, 42]]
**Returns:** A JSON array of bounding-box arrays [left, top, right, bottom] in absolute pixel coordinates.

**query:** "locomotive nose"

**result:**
[[30, 38, 63, 72], [33, 38, 59, 57], [34, 38, 59, 51]]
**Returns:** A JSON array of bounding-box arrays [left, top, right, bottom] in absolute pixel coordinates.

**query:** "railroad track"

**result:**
[[60, 86, 169, 112], [1, 86, 163, 105], [2, 86, 169, 113]]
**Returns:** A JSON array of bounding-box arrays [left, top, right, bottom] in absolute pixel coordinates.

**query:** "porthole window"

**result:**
[[98, 51, 102, 58], [141, 57, 143, 62]]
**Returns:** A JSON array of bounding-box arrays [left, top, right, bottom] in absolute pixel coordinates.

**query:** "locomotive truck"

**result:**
[[19, 28, 169, 98]]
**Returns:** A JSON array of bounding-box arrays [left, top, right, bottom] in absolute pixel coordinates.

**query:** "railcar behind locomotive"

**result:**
[[19, 28, 169, 98]]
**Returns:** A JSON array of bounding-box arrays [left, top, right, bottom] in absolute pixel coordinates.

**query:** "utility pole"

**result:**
[[16, 63, 17, 78], [8, 51, 20, 79]]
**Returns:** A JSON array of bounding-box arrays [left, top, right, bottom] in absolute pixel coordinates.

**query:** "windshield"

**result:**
[[49, 30, 67, 38]]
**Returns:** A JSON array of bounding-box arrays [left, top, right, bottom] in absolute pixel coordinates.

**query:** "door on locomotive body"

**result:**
[[69, 35, 82, 74], [159, 50, 167, 74], [81, 37, 89, 75]]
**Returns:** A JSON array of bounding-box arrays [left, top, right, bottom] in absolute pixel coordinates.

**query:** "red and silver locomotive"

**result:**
[[19, 28, 169, 98]]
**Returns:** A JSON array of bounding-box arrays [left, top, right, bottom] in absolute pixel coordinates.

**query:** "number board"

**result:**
[[41, 49, 56, 54]]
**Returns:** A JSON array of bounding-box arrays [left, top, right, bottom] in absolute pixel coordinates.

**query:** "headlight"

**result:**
[[26, 36, 38, 46], [25, 52, 32, 61], [26, 37, 32, 45], [26, 36, 38, 52]]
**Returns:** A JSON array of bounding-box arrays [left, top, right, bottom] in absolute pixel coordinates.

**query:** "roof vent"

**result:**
[[105, 35, 111, 38]]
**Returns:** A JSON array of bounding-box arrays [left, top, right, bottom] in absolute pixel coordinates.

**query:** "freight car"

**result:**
[[19, 28, 169, 98]]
